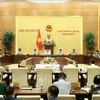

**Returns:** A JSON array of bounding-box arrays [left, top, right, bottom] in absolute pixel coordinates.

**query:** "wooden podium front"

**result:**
[[44, 45, 54, 55]]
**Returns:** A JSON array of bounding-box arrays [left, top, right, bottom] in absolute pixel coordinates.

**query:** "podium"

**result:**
[[44, 45, 54, 55]]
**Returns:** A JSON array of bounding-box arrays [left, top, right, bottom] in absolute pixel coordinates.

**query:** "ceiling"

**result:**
[[0, 0, 100, 2]]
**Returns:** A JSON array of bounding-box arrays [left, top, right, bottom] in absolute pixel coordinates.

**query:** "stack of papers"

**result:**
[[20, 86, 32, 90], [81, 86, 91, 93]]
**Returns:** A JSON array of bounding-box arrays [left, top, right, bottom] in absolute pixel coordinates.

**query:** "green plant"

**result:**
[[84, 32, 96, 51], [2, 31, 15, 53]]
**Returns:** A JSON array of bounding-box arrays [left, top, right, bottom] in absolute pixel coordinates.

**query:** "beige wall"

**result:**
[[0, 1, 99, 54]]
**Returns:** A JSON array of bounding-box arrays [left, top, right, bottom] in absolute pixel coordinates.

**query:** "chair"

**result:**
[[58, 95, 75, 100], [71, 82, 80, 90], [11, 68, 28, 87], [0, 68, 2, 75], [17, 95, 41, 100], [0, 95, 3, 98], [6, 64, 18, 72], [63, 68, 79, 82], [87, 67, 100, 86], [92, 94, 100, 100], [36, 68, 53, 88]]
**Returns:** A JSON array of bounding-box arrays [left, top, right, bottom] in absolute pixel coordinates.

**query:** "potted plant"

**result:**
[[84, 32, 96, 53], [2, 31, 15, 54]]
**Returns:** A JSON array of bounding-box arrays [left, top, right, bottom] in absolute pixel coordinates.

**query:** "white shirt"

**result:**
[[17, 51, 23, 55], [32, 51, 39, 55], [88, 64, 99, 68], [53, 79, 71, 94], [64, 64, 76, 68], [43, 50, 51, 55], [70, 51, 77, 55], [57, 51, 64, 55]]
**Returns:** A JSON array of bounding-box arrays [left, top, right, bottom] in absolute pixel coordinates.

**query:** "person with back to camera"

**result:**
[[53, 72, 71, 94], [90, 74, 100, 94], [0, 74, 7, 95], [0, 86, 20, 100], [64, 60, 76, 68], [47, 85, 59, 100], [88, 59, 99, 68]]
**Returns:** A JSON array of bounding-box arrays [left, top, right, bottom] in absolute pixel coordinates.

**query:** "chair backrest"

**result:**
[[71, 82, 80, 90], [58, 95, 75, 100], [92, 95, 100, 100], [17, 95, 41, 100], [7, 64, 18, 72], [36, 68, 53, 88], [0, 68, 2, 74], [0, 95, 3, 98], [63, 68, 79, 82], [11, 68, 28, 87], [87, 67, 100, 86]]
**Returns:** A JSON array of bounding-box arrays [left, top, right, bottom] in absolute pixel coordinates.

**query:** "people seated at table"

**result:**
[[64, 60, 76, 68], [87, 52, 93, 56], [88, 59, 99, 68], [90, 74, 100, 94], [43, 33, 55, 46], [43, 49, 52, 55], [47, 85, 59, 100], [70, 49, 78, 55], [53, 72, 71, 94], [31, 49, 39, 55], [1, 86, 19, 100], [0, 49, 2, 57], [16, 48, 23, 55], [57, 49, 64, 55], [0, 74, 7, 95], [95, 50, 100, 58]]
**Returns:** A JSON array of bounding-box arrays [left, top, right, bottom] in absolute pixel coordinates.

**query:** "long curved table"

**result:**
[[0, 55, 100, 67]]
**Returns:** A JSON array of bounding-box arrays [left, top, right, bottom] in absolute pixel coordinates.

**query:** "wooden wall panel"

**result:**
[[16, 8, 38, 16], [83, 16, 98, 23], [83, 2, 98, 9], [0, 16, 15, 23], [1, 23, 15, 30], [60, 2, 83, 9], [0, 2, 15, 9], [83, 9, 98, 16], [0, 10, 15, 16], [61, 9, 82, 16], [0, 1, 99, 54]]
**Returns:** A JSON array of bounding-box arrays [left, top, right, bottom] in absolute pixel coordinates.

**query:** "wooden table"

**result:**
[[14, 88, 47, 100], [14, 88, 92, 100]]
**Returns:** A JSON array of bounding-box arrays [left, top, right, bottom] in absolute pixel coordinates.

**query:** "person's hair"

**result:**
[[68, 60, 73, 64], [5, 86, 14, 96], [18, 48, 21, 51], [96, 50, 99, 52], [59, 72, 67, 79], [90, 59, 95, 64], [93, 74, 100, 85], [48, 85, 59, 97]]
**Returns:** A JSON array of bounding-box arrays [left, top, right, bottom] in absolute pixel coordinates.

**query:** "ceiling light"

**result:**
[[26, 0, 71, 3]]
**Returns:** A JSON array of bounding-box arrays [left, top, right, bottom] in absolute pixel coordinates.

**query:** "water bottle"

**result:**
[[40, 83, 43, 91]]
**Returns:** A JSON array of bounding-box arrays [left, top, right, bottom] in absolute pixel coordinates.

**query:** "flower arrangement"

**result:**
[[40, 57, 57, 64], [43, 39, 55, 46]]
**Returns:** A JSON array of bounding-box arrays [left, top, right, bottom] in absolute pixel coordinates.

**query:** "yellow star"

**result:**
[[37, 38, 41, 42]]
